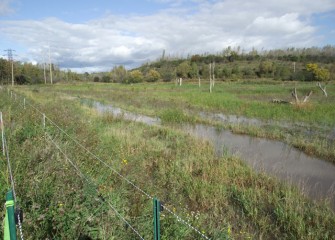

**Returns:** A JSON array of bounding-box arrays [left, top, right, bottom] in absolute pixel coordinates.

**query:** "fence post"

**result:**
[[0, 112, 4, 156], [23, 98, 26, 109], [43, 114, 46, 128], [4, 190, 17, 240], [153, 197, 161, 240]]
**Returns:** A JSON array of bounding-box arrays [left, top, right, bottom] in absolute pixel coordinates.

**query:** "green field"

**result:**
[[1, 81, 335, 239], [21, 81, 335, 160]]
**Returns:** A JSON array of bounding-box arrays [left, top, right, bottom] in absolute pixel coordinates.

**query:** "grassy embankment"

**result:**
[[33, 81, 335, 162], [1, 85, 334, 239]]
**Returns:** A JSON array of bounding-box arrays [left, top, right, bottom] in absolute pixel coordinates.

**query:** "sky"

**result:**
[[0, 0, 335, 72]]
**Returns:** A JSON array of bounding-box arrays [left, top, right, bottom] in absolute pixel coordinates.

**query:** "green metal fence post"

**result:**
[[153, 197, 161, 240], [4, 190, 17, 240]]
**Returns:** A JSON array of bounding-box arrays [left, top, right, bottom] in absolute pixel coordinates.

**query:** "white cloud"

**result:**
[[0, 0, 335, 72], [246, 13, 314, 35], [0, 0, 14, 15]]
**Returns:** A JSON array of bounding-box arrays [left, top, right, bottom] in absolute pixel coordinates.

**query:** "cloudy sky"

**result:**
[[1, 0, 335, 72]]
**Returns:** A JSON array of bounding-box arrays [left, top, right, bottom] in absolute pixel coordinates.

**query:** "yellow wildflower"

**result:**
[[227, 225, 232, 236]]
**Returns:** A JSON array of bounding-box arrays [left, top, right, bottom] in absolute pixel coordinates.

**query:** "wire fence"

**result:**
[[1, 89, 211, 239], [1, 110, 25, 240]]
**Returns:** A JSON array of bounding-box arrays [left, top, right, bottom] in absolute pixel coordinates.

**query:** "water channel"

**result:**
[[81, 99, 335, 210]]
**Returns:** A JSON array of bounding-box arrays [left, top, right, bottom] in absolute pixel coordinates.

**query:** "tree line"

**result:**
[[0, 46, 334, 85], [0, 58, 84, 85]]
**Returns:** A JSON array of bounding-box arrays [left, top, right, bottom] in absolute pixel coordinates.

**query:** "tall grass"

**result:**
[[28, 81, 335, 161], [1, 87, 334, 239]]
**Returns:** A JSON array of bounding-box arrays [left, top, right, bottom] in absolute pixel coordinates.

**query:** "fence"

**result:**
[[1, 89, 211, 239]]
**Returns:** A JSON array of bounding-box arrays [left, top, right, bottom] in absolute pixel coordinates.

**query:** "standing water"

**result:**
[[81, 99, 335, 209], [182, 124, 335, 209]]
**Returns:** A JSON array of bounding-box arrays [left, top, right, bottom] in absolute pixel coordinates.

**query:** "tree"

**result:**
[[274, 65, 291, 81], [189, 62, 199, 79], [199, 63, 209, 78], [221, 66, 232, 79], [127, 70, 143, 83], [146, 69, 160, 82], [102, 75, 111, 83], [190, 54, 201, 62], [110, 65, 127, 83], [259, 60, 274, 77], [93, 76, 100, 82], [15, 74, 30, 85], [0, 58, 10, 84], [84, 72, 89, 81], [306, 63, 330, 81], [159, 64, 175, 82], [176, 61, 191, 78]]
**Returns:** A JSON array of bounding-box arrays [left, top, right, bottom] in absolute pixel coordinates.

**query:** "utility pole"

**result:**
[[212, 61, 215, 87], [4, 49, 15, 86], [48, 45, 53, 84], [209, 62, 215, 93], [43, 50, 47, 84]]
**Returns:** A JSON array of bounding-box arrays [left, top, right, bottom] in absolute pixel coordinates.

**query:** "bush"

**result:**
[[146, 69, 161, 82], [15, 74, 30, 85], [126, 70, 143, 84], [101, 75, 111, 83]]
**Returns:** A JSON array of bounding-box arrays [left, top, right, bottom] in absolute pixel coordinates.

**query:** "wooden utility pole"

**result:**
[[209, 62, 215, 93], [48, 45, 53, 84], [209, 63, 212, 93], [44, 62, 47, 84], [212, 61, 215, 87], [42, 50, 47, 84]]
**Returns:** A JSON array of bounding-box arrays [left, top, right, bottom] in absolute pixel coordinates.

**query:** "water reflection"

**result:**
[[183, 124, 335, 209], [199, 112, 335, 141], [84, 99, 161, 126], [81, 99, 335, 209]]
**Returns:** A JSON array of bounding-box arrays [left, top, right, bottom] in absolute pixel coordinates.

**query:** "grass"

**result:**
[[34, 80, 335, 126], [17, 81, 335, 161], [1, 84, 335, 239]]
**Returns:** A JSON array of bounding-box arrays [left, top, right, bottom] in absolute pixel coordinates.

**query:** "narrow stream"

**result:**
[[81, 99, 335, 209], [183, 124, 335, 208]]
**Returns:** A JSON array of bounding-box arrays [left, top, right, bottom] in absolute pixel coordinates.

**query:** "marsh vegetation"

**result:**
[[1, 81, 334, 239]]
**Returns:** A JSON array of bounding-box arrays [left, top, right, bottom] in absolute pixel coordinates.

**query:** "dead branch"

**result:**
[[291, 88, 299, 103], [291, 88, 313, 104], [302, 91, 313, 103], [317, 82, 327, 97], [273, 88, 313, 105]]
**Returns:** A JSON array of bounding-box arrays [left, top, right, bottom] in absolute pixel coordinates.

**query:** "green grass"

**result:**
[[29, 81, 335, 126], [14, 81, 335, 161], [1, 85, 335, 239]]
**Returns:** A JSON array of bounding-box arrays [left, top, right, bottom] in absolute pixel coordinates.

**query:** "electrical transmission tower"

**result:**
[[4, 49, 15, 86]]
